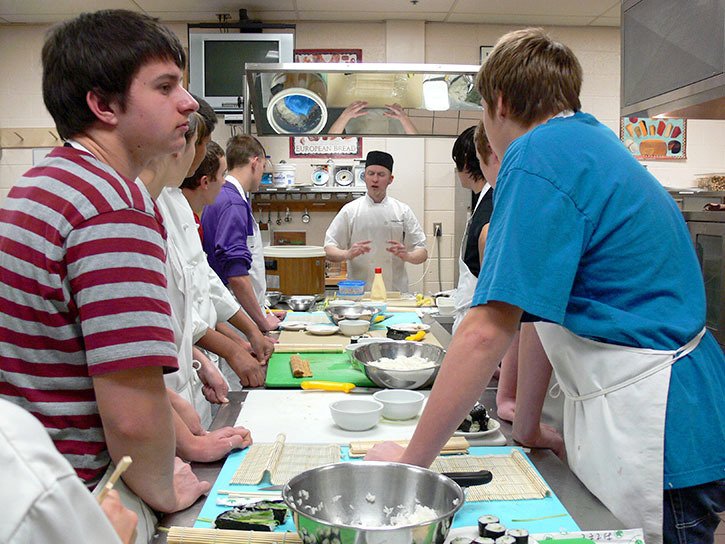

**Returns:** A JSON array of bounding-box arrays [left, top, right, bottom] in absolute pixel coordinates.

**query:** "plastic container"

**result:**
[[273, 163, 296, 188], [338, 279, 365, 300], [261, 155, 274, 185], [370, 267, 387, 301]]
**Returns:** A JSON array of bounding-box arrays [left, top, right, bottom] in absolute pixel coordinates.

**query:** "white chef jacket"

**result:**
[[0, 399, 123, 544], [156, 188, 241, 420], [324, 194, 426, 293], [159, 187, 240, 341]]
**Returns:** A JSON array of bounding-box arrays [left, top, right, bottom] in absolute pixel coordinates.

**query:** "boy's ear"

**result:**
[[495, 92, 509, 119], [86, 89, 119, 126], [200, 175, 211, 189]]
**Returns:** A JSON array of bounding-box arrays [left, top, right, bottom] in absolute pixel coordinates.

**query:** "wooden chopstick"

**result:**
[[96, 455, 132, 504]]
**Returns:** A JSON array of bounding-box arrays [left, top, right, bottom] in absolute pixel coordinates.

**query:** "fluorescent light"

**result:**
[[423, 79, 450, 111]]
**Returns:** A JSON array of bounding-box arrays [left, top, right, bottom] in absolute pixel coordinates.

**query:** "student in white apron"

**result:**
[[181, 141, 274, 390], [451, 124, 495, 334], [367, 28, 725, 544]]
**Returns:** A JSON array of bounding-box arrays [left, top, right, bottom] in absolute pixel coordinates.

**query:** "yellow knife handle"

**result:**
[[301, 380, 356, 393]]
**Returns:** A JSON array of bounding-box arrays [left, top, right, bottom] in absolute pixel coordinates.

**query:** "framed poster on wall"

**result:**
[[289, 136, 362, 158], [293, 49, 362, 63], [620, 117, 686, 160]]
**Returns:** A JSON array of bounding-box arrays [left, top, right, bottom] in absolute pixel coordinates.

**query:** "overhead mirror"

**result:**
[[244, 63, 483, 137]]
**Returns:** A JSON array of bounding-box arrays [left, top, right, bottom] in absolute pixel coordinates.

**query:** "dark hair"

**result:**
[[42, 10, 186, 139], [191, 94, 218, 141], [452, 126, 484, 181], [476, 27, 582, 126], [181, 141, 225, 189], [226, 135, 265, 171]]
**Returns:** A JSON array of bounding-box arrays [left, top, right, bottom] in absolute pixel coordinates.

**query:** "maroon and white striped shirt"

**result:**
[[0, 146, 178, 487]]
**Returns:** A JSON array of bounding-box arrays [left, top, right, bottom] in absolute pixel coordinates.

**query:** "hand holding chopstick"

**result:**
[[96, 455, 132, 504]]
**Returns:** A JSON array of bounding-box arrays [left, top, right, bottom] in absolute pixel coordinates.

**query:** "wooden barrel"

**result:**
[[264, 245, 326, 296]]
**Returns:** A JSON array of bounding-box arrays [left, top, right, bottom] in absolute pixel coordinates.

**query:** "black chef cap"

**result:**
[[365, 150, 394, 173]]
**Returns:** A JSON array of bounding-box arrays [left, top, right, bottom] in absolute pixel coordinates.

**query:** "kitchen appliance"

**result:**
[[333, 164, 354, 187], [685, 211, 725, 350], [310, 162, 332, 187], [353, 160, 366, 187], [264, 245, 326, 296]]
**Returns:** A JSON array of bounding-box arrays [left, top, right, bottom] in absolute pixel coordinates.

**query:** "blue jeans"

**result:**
[[663, 479, 725, 544]]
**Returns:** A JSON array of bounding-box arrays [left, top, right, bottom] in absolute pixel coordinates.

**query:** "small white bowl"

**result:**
[[436, 296, 456, 316], [329, 399, 383, 431], [338, 319, 371, 337], [373, 389, 425, 420]]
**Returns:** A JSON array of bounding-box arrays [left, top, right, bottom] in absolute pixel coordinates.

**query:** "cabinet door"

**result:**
[[622, 0, 724, 107]]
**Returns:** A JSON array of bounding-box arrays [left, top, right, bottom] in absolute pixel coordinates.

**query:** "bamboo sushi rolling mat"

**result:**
[[230, 434, 340, 486], [347, 436, 469, 457], [430, 449, 550, 502], [167, 527, 300, 543]]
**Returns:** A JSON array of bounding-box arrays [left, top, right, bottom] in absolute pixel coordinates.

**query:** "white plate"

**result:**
[[306, 324, 340, 336], [389, 323, 431, 333], [279, 320, 308, 331], [453, 417, 501, 438]]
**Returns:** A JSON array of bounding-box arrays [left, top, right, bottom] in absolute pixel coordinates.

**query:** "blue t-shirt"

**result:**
[[472, 112, 725, 489]]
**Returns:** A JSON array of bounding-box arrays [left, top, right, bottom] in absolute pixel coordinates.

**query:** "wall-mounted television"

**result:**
[[188, 32, 294, 113]]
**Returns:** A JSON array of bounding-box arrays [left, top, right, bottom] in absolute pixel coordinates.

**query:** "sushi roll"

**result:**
[[478, 514, 500, 536], [508, 528, 530, 544], [458, 403, 490, 433], [484, 523, 507, 539]]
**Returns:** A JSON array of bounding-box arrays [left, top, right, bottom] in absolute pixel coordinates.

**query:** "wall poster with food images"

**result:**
[[620, 117, 686, 160]]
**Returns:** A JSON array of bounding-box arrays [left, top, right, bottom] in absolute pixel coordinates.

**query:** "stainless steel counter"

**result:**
[[151, 317, 624, 542]]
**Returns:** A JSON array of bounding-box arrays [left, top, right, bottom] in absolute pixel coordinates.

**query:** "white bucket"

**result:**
[[273, 163, 296, 188]]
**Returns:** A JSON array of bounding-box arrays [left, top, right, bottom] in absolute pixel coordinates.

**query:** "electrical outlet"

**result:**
[[433, 222, 443, 237]]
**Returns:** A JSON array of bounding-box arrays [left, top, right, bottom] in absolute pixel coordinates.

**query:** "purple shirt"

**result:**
[[201, 182, 254, 282]]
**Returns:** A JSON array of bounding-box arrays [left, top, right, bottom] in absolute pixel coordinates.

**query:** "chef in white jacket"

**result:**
[[451, 124, 497, 333], [325, 150, 428, 293]]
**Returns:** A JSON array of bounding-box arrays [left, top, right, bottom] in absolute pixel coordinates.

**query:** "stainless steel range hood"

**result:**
[[621, 0, 724, 120]]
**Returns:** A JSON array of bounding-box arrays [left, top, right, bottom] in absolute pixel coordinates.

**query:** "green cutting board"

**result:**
[[265, 352, 376, 388]]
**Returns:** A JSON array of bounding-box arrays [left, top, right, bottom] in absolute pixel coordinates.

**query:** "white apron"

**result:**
[[534, 322, 706, 544], [228, 176, 267, 308], [453, 184, 490, 333], [163, 241, 213, 428]]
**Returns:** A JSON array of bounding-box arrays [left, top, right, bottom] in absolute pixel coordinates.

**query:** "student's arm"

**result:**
[[225, 312, 275, 364], [366, 302, 520, 466], [478, 223, 490, 266], [94, 367, 211, 512], [227, 275, 277, 332], [511, 323, 564, 458], [196, 327, 266, 387]]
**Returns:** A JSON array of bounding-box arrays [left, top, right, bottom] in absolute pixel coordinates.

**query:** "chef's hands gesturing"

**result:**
[[386, 240, 410, 261], [347, 240, 372, 260]]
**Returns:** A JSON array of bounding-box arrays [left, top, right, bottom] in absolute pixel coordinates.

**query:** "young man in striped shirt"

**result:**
[[0, 10, 210, 542]]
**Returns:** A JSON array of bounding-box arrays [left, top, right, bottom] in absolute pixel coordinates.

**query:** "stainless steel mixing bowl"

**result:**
[[325, 304, 373, 324], [287, 295, 317, 312], [282, 461, 464, 544], [352, 341, 444, 390]]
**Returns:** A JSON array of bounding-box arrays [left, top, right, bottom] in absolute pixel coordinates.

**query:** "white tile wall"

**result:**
[[1, 20, 723, 294]]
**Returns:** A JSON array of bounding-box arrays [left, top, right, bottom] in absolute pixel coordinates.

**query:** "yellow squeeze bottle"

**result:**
[[371, 267, 387, 301]]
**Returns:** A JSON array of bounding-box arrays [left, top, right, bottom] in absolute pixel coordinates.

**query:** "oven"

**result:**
[[684, 211, 725, 350]]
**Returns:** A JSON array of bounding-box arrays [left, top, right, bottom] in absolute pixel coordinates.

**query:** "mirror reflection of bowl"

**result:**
[[267, 88, 328, 134], [436, 296, 456, 316]]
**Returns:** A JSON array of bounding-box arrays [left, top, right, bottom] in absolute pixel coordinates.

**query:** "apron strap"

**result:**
[[568, 327, 706, 402]]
